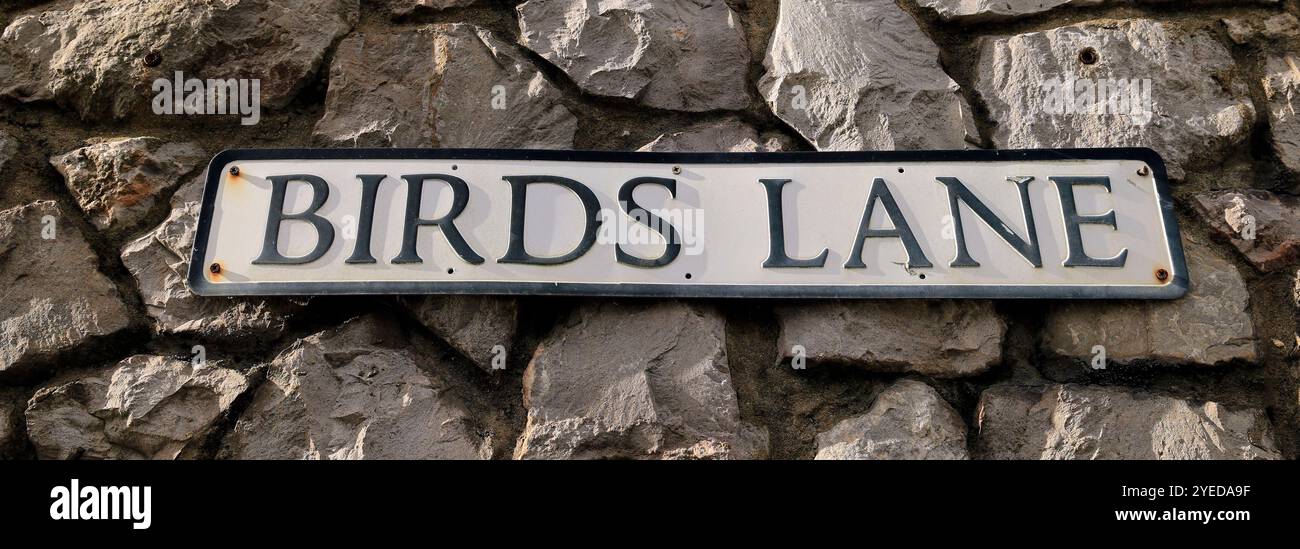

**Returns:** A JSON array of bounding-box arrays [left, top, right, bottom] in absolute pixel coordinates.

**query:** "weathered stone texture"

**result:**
[[918, 0, 1278, 21], [0, 0, 357, 119], [775, 301, 1005, 377], [120, 175, 295, 340], [975, 19, 1254, 180], [1194, 190, 1300, 272], [1263, 52, 1300, 175], [315, 23, 575, 148], [50, 137, 206, 233], [517, 0, 750, 112], [759, 0, 976, 151], [224, 315, 492, 460], [638, 118, 790, 152], [976, 384, 1281, 460], [815, 380, 969, 460], [516, 301, 767, 459], [400, 295, 518, 372], [25, 355, 249, 460], [1, 201, 133, 379], [1042, 241, 1256, 367]]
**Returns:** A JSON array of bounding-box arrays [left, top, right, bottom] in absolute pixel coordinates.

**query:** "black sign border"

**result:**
[[188, 147, 1188, 300]]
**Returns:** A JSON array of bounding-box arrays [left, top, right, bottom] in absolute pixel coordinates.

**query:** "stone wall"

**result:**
[[0, 0, 1297, 460]]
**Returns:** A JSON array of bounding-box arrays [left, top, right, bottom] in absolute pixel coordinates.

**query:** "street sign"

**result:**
[[189, 148, 1187, 299]]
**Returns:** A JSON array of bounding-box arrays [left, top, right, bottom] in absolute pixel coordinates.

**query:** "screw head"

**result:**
[[1137, 166, 1150, 177], [228, 166, 239, 176], [1155, 268, 1169, 282], [143, 51, 162, 68], [209, 263, 222, 274], [672, 166, 682, 175]]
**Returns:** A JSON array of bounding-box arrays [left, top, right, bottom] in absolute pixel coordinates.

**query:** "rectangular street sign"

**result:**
[[189, 148, 1188, 299]]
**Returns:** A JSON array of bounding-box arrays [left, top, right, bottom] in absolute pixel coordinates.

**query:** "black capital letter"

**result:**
[[617, 177, 682, 268], [345, 174, 385, 264], [1052, 176, 1128, 268], [760, 179, 828, 268], [391, 174, 484, 265], [845, 178, 932, 269], [498, 175, 602, 265], [252, 174, 335, 265], [937, 176, 1042, 268]]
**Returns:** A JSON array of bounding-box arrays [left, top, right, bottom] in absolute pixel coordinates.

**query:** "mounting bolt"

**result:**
[[1155, 268, 1169, 282], [1137, 166, 1150, 177], [209, 263, 222, 275], [229, 166, 239, 176], [143, 50, 162, 68], [672, 166, 682, 175]]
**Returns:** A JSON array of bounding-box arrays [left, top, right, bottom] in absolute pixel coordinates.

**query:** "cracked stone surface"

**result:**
[[399, 295, 518, 372], [1, 200, 134, 380], [974, 19, 1255, 180], [517, 0, 750, 112], [637, 117, 791, 152], [1262, 52, 1300, 175], [976, 383, 1281, 460], [223, 314, 493, 460], [0, 0, 357, 120], [25, 355, 249, 460], [1042, 241, 1256, 366], [815, 379, 969, 460], [775, 301, 1005, 377], [50, 137, 206, 234], [1194, 190, 1300, 273], [120, 174, 297, 341], [315, 23, 576, 148], [915, 0, 1278, 21], [758, 0, 977, 151], [515, 300, 768, 459]]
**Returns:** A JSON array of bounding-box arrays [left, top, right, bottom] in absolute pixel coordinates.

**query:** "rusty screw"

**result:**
[[229, 166, 239, 176], [209, 263, 222, 275], [1155, 268, 1169, 282], [1137, 166, 1150, 177], [143, 50, 162, 68]]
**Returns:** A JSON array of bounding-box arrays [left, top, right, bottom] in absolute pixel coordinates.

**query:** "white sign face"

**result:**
[[189, 149, 1188, 299]]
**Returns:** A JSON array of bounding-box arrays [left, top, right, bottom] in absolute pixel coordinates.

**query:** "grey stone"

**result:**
[[0, 0, 357, 120], [515, 300, 767, 459], [517, 0, 750, 112], [0, 389, 24, 457], [0, 130, 14, 172], [224, 314, 492, 460], [975, 19, 1255, 180], [380, 0, 478, 16], [976, 383, 1281, 460], [1042, 241, 1256, 366], [775, 301, 1005, 378], [1193, 190, 1300, 272], [1263, 52, 1300, 175], [25, 355, 249, 460], [399, 295, 518, 372], [0, 201, 134, 379], [758, 0, 976, 151], [638, 118, 791, 152], [815, 379, 969, 460], [120, 174, 295, 341], [315, 23, 575, 148], [916, 0, 1277, 21], [1223, 13, 1299, 45], [50, 137, 206, 233]]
